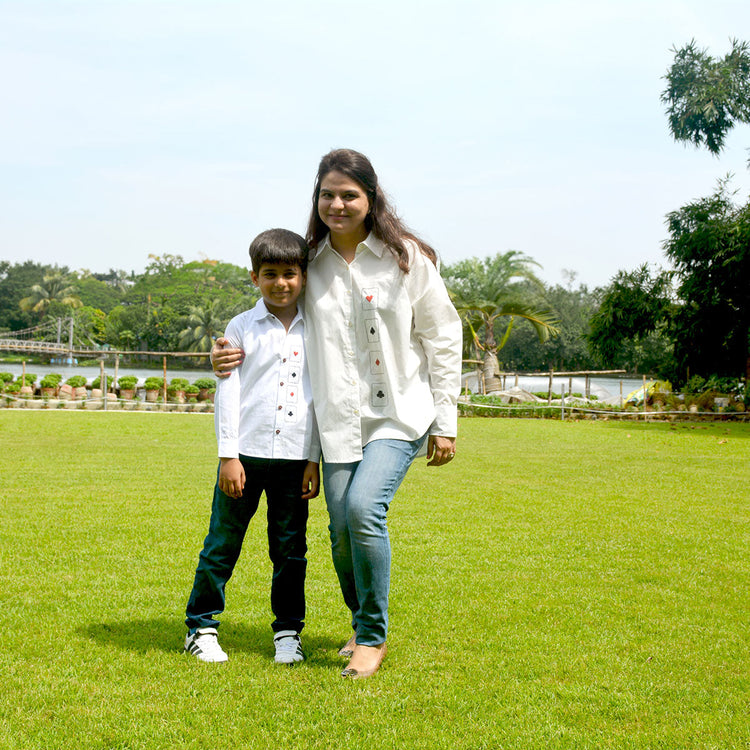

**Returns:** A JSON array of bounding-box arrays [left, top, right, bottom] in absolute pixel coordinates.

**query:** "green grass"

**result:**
[[1, 412, 749, 749]]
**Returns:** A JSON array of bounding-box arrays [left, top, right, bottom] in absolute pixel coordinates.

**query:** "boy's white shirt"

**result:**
[[215, 298, 320, 462]]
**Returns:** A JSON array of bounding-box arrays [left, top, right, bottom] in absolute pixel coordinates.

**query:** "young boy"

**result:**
[[184, 228, 320, 664]]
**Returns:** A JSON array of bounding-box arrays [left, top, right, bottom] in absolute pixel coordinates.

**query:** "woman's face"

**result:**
[[318, 170, 370, 239]]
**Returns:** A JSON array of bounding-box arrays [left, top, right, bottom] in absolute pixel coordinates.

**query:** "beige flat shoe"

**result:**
[[341, 643, 387, 679], [338, 634, 357, 658]]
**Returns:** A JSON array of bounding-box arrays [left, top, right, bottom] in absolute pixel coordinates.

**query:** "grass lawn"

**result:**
[[1, 411, 749, 749]]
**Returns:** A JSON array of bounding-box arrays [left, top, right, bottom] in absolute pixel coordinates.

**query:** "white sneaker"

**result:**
[[184, 627, 228, 663], [274, 630, 304, 664]]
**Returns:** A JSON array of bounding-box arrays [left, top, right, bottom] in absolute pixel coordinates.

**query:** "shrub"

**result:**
[[40, 374, 62, 389], [118, 375, 138, 390], [144, 376, 164, 391], [193, 377, 216, 389], [19, 373, 37, 386], [5, 381, 21, 394], [0, 372, 14, 384], [65, 375, 88, 388], [169, 377, 189, 390], [184, 384, 200, 396]]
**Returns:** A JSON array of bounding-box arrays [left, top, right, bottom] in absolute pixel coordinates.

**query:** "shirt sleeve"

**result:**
[[406, 247, 463, 437], [214, 320, 243, 458]]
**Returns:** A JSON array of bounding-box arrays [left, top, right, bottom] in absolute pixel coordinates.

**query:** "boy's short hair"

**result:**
[[249, 228, 309, 274]]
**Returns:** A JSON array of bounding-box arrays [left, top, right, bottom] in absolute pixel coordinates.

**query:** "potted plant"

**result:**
[[193, 377, 216, 401], [65, 374, 88, 400], [4, 380, 21, 405], [40, 373, 62, 397], [144, 376, 164, 402], [118, 375, 138, 400], [0, 372, 14, 392]]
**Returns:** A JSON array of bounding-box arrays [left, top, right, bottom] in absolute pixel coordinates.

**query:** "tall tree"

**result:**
[[442, 252, 559, 392], [587, 265, 675, 376], [19, 271, 82, 318], [661, 38, 750, 156], [178, 299, 229, 354], [664, 182, 750, 380]]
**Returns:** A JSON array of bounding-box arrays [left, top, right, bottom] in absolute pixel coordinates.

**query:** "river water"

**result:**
[[1, 360, 646, 399]]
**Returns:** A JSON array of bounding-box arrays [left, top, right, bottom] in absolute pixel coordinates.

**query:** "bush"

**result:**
[[5, 381, 21, 394], [65, 375, 88, 388], [40, 374, 63, 389], [118, 375, 138, 390], [144, 376, 164, 391], [193, 377, 216, 389], [184, 384, 200, 396], [169, 377, 189, 390], [18, 373, 37, 386], [0, 372, 14, 384]]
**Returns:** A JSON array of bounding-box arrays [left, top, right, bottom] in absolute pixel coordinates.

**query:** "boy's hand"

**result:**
[[426, 435, 456, 467], [302, 461, 320, 499], [211, 336, 245, 379], [219, 457, 245, 498]]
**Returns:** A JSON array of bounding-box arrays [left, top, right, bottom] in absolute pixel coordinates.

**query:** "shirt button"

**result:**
[[275, 429, 280, 435], [280, 381, 284, 386], [282, 358, 287, 362], [354, 409, 360, 416], [278, 405, 282, 410]]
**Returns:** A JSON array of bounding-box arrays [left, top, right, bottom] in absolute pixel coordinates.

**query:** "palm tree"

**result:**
[[19, 272, 82, 318], [178, 300, 228, 354], [443, 252, 559, 393]]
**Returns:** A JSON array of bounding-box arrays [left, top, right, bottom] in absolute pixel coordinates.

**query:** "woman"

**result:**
[[213, 148, 462, 678]]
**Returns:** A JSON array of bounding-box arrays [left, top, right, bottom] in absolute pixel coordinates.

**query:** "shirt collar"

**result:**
[[316, 232, 386, 260], [255, 297, 304, 327]]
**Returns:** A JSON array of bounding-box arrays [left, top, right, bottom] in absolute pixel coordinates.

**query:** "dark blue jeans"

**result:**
[[185, 456, 309, 634]]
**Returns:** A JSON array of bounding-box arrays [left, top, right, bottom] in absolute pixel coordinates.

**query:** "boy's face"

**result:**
[[251, 263, 306, 317]]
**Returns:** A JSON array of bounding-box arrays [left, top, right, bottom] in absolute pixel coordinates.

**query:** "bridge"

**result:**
[[0, 318, 209, 359]]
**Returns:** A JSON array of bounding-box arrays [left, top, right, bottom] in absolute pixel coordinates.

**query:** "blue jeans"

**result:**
[[185, 456, 309, 634], [322, 435, 426, 646]]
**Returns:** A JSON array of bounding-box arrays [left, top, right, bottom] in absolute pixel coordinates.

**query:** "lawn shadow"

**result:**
[[81, 618, 343, 665]]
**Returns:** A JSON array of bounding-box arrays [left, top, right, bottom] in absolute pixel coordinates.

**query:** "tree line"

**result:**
[[1, 39, 748, 387]]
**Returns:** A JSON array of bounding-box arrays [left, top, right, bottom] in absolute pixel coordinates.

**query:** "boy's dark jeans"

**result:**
[[185, 456, 309, 634]]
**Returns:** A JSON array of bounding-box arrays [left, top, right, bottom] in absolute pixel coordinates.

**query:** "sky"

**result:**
[[1, 0, 749, 290]]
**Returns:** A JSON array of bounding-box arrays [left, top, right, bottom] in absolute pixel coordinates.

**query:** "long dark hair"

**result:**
[[305, 148, 437, 272]]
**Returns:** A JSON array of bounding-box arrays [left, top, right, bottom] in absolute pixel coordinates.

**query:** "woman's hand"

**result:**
[[426, 435, 456, 467], [211, 336, 245, 379]]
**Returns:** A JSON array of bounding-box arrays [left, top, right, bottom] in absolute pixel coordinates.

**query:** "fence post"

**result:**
[[561, 384, 565, 421]]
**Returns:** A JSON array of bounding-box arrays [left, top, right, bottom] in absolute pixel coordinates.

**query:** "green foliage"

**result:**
[[144, 376, 164, 391], [588, 265, 675, 374], [18, 373, 37, 385], [193, 377, 216, 389], [664, 181, 750, 380], [40, 373, 63, 388], [65, 375, 87, 388], [117, 375, 138, 390], [661, 38, 750, 155], [169, 377, 189, 389], [0, 260, 49, 330], [19, 270, 82, 318], [184, 384, 200, 396], [0, 372, 14, 384]]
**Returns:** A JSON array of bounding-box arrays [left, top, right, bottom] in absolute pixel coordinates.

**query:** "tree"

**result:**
[[661, 38, 750, 156], [19, 271, 82, 318], [502, 274, 599, 372], [178, 299, 230, 354], [587, 264, 674, 374], [0, 260, 49, 330], [664, 182, 750, 380], [442, 252, 559, 392]]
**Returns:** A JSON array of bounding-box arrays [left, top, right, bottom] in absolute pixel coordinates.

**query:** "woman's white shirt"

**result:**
[[304, 233, 462, 463]]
